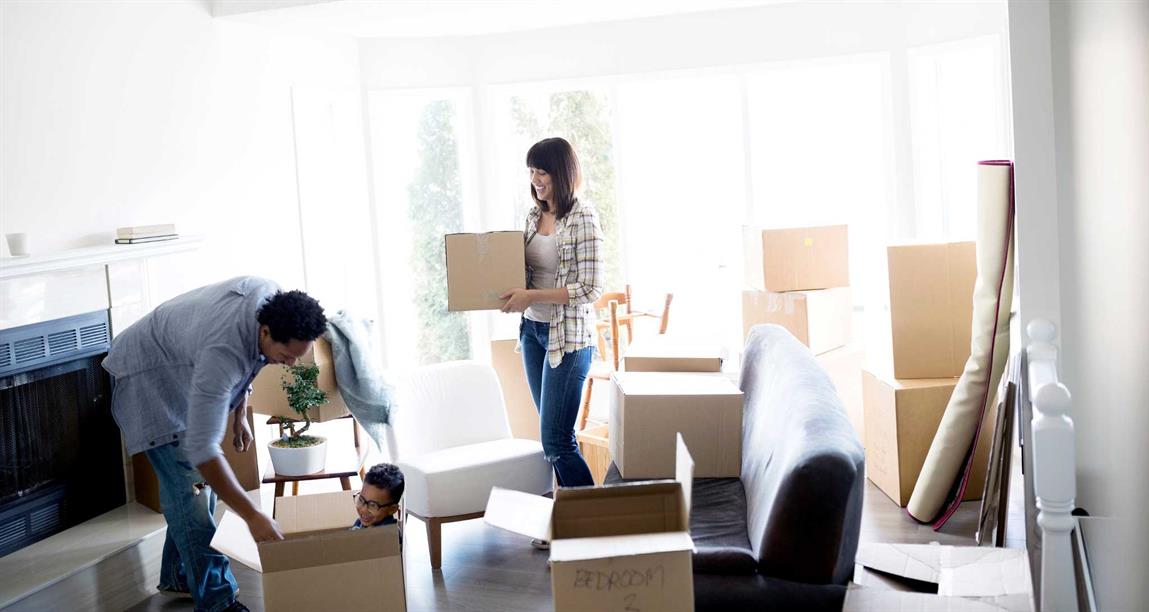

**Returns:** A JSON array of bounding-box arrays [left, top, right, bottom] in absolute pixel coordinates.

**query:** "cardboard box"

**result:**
[[846, 543, 1032, 612], [490, 338, 540, 441], [609, 371, 742, 479], [211, 491, 406, 612], [816, 344, 865, 438], [742, 287, 852, 355], [622, 335, 723, 373], [486, 435, 695, 612], [862, 369, 994, 506], [887, 242, 976, 379], [744, 224, 849, 291], [445, 231, 526, 311], [133, 408, 260, 513], [250, 336, 350, 423], [576, 423, 611, 485]]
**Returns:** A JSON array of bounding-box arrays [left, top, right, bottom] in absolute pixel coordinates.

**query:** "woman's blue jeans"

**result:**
[[519, 318, 595, 487], [144, 441, 239, 612]]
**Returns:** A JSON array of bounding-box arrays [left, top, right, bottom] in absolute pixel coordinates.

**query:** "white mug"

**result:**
[[5, 232, 29, 257]]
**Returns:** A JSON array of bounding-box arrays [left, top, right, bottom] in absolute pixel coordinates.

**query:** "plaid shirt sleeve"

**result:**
[[563, 207, 604, 306]]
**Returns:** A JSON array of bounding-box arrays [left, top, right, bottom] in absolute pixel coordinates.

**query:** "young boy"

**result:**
[[352, 463, 404, 529]]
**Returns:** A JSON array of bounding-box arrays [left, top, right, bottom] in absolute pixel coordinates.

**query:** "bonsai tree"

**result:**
[[273, 362, 328, 448]]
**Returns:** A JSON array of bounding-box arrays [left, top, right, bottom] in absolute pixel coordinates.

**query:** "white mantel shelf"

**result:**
[[0, 236, 204, 279]]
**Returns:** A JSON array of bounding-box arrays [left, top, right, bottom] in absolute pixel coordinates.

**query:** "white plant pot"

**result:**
[[267, 437, 327, 476]]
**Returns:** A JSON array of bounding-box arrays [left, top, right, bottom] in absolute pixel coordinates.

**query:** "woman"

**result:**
[[500, 137, 603, 490]]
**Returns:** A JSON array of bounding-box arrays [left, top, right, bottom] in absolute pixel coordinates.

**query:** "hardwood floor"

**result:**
[[120, 452, 1024, 612]]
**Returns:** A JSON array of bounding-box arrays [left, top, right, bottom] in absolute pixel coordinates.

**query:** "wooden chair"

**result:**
[[578, 288, 673, 431]]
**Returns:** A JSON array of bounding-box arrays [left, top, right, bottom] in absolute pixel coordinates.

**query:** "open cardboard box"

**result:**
[[485, 435, 696, 612], [847, 543, 1032, 612], [211, 491, 406, 612], [609, 371, 742, 478]]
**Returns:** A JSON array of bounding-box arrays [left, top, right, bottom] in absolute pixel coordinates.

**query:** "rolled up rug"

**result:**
[[907, 160, 1015, 527]]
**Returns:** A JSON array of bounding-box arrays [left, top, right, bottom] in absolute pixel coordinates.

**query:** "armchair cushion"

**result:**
[[397, 438, 551, 517]]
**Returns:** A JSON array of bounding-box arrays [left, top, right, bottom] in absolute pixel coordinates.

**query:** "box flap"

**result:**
[[856, 544, 1031, 599], [274, 490, 358, 535], [551, 482, 685, 539], [210, 511, 263, 573], [550, 531, 694, 563], [675, 433, 694, 522], [843, 584, 1026, 612], [856, 543, 942, 584], [611, 371, 742, 397], [483, 487, 553, 541], [937, 547, 1031, 597]]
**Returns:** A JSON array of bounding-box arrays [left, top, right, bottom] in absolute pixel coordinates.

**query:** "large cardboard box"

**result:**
[[622, 335, 723, 373], [212, 491, 406, 612], [887, 242, 976, 379], [743, 224, 849, 291], [816, 344, 865, 438], [490, 338, 540, 441], [609, 371, 742, 479], [133, 408, 260, 513], [742, 287, 852, 355], [250, 336, 350, 423], [445, 231, 526, 311], [486, 435, 695, 612], [862, 369, 994, 506]]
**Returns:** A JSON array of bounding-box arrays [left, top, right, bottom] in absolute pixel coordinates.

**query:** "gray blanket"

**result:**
[[324, 311, 394, 452]]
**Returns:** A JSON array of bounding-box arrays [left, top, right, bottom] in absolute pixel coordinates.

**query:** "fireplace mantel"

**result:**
[[0, 236, 203, 280]]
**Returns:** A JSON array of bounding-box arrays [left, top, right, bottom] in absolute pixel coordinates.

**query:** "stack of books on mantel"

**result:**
[[115, 224, 178, 245]]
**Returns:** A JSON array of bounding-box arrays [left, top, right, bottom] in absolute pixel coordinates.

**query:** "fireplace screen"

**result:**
[[0, 313, 124, 557]]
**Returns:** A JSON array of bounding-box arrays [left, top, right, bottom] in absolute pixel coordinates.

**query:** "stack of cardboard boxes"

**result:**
[[741, 225, 864, 435], [862, 242, 993, 507]]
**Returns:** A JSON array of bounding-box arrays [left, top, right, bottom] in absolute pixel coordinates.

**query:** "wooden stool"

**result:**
[[262, 414, 369, 497]]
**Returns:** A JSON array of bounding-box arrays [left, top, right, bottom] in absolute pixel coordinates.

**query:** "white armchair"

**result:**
[[390, 360, 551, 569]]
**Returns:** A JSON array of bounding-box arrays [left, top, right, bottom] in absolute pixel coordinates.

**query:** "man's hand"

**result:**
[[499, 288, 534, 313], [245, 510, 284, 543]]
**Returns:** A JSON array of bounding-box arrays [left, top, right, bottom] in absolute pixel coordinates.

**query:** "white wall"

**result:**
[[1047, 0, 1149, 606], [0, 0, 363, 291]]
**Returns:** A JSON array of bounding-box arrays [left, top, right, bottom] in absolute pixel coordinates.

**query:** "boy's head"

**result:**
[[356, 463, 405, 527]]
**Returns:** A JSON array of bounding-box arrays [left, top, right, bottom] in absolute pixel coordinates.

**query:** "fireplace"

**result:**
[[0, 310, 125, 557]]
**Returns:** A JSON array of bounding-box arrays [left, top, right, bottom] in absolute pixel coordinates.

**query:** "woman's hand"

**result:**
[[499, 288, 534, 313]]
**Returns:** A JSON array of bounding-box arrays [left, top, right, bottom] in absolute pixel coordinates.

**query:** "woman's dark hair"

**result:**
[[256, 290, 327, 343], [526, 137, 582, 220], [364, 463, 405, 503]]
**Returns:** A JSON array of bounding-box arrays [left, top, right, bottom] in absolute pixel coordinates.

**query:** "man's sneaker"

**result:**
[[156, 585, 191, 599], [222, 601, 251, 612], [530, 538, 550, 550]]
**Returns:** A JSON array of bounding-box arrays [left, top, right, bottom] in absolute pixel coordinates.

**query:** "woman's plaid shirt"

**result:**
[[524, 199, 605, 368]]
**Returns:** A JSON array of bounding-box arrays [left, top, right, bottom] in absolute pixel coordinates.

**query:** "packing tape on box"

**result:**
[[766, 292, 798, 315]]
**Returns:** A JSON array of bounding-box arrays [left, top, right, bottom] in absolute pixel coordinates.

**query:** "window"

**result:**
[[909, 35, 1010, 241], [368, 89, 475, 366], [491, 86, 623, 290]]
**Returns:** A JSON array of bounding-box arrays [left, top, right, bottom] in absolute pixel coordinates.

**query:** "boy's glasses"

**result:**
[[353, 492, 394, 513]]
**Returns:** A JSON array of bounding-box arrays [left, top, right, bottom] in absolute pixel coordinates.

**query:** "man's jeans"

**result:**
[[519, 318, 595, 487], [144, 441, 238, 612]]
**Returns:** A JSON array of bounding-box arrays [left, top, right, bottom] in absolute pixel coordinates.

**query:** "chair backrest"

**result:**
[[389, 360, 513, 460], [739, 324, 865, 586]]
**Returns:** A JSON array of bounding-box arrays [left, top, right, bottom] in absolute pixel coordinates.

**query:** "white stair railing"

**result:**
[[1026, 318, 1077, 611]]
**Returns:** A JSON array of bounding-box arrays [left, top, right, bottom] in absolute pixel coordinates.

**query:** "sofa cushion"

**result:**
[[604, 463, 756, 575]]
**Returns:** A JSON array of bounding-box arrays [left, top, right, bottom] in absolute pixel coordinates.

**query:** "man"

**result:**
[[103, 276, 326, 612]]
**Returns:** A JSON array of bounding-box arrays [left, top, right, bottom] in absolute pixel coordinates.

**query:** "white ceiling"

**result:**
[[211, 0, 792, 39]]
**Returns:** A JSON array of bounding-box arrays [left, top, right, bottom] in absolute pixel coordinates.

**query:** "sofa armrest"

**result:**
[[757, 447, 864, 585]]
